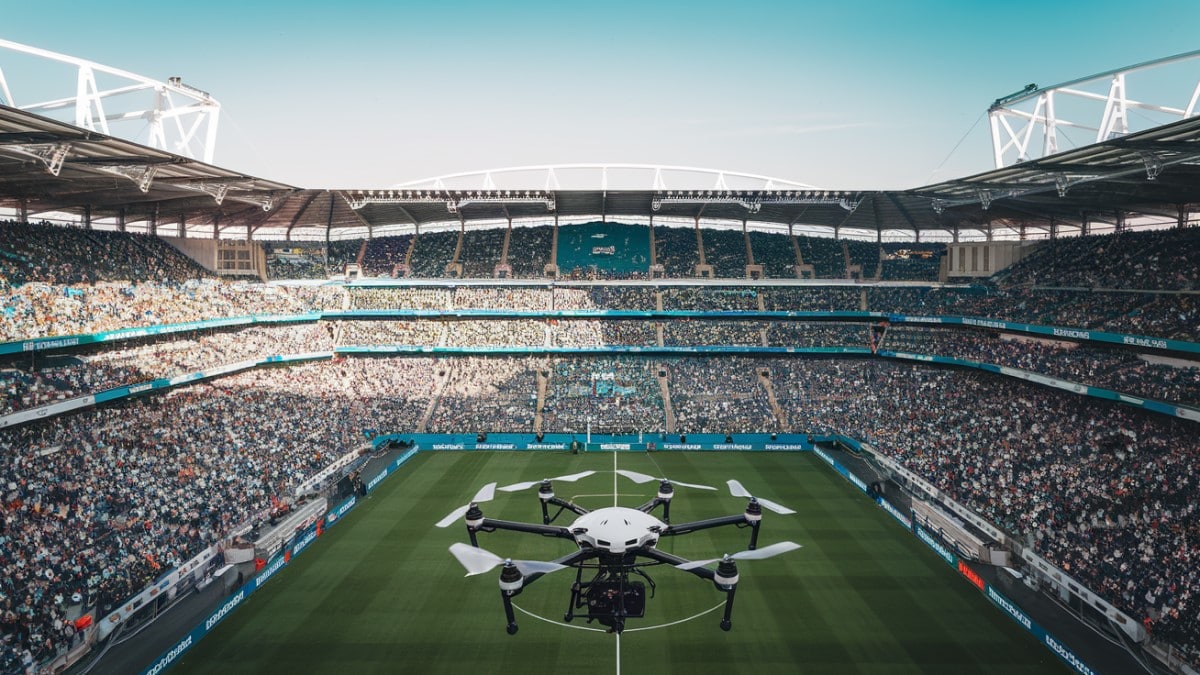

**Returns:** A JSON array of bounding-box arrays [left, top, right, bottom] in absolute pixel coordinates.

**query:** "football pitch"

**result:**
[[173, 451, 1066, 674]]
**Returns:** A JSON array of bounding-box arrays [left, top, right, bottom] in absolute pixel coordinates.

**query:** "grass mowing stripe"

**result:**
[[173, 452, 1067, 675]]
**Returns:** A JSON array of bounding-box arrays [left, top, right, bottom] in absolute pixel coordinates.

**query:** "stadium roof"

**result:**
[[0, 105, 294, 223], [2, 103, 1199, 240]]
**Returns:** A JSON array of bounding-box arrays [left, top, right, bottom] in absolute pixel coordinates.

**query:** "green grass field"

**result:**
[[174, 451, 1067, 674]]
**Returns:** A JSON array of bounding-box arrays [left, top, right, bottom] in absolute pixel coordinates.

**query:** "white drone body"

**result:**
[[568, 506, 665, 554]]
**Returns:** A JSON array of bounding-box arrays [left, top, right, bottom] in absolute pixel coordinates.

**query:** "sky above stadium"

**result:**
[[4, 0, 1200, 191]]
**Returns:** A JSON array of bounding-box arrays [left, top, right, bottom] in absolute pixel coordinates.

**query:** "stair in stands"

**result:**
[[355, 239, 367, 267], [657, 366, 676, 434], [532, 367, 550, 435], [417, 360, 453, 433], [757, 368, 787, 433]]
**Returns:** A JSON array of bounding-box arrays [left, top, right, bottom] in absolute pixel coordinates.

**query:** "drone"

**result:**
[[439, 469, 801, 634]]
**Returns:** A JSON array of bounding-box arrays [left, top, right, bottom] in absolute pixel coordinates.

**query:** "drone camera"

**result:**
[[585, 581, 646, 620]]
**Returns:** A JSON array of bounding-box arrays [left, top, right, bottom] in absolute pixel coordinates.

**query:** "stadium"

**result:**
[[1, 13, 1199, 675]]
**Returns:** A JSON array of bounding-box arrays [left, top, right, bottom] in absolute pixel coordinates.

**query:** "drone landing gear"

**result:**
[[500, 564, 522, 635], [719, 586, 736, 631], [716, 559, 739, 632]]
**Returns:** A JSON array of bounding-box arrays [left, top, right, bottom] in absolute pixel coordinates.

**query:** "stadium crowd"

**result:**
[[541, 358, 664, 434], [0, 221, 208, 288], [653, 226, 699, 278], [426, 357, 541, 434], [796, 235, 845, 279], [1000, 228, 1200, 290], [2, 324, 333, 415], [0, 356, 444, 667], [883, 327, 1200, 406], [767, 358, 1199, 656], [845, 239, 881, 279], [700, 229, 749, 278], [747, 231, 798, 279], [0, 280, 341, 343], [359, 235, 413, 278], [457, 229, 506, 278], [669, 357, 778, 434], [506, 226, 553, 278], [408, 232, 458, 278], [662, 321, 764, 347], [2, 220, 1200, 668], [766, 322, 872, 348]]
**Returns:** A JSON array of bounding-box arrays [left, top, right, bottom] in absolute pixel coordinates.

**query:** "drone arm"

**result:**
[[524, 548, 599, 586], [660, 514, 747, 537], [639, 547, 715, 582], [477, 517, 576, 542], [542, 496, 589, 523], [642, 547, 740, 632]]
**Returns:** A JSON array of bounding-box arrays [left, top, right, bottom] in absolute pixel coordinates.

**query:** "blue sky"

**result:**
[[4, 1, 1199, 189]]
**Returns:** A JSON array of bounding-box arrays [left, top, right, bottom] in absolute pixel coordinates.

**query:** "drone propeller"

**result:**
[[449, 542, 568, 578], [615, 469, 716, 491], [727, 479, 795, 515], [497, 470, 597, 492], [675, 541, 803, 571], [435, 482, 498, 528]]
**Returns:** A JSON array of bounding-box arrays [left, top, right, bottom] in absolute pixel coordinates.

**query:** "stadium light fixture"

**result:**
[[652, 190, 860, 213], [346, 189, 556, 212], [98, 164, 158, 193], [7, 142, 71, 176]]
